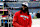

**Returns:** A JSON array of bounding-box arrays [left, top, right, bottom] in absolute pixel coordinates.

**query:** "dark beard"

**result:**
[[21, 8, 28, 13]]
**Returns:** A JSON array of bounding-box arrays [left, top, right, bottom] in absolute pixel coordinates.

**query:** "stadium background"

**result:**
[[0, 0, 40, 1], [0, 0, 40, 27]]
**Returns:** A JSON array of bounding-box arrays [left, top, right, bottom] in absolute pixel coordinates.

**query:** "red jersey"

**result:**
[[13, 10, 32, 27]]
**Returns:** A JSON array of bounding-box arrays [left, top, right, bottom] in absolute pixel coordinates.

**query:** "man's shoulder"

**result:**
[[28, 14, 31, 17]]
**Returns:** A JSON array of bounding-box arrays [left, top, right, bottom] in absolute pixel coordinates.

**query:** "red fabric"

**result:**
[[13, 10, 32, 27], [2, 15, 6, 17], [2, 15, 8, 17], [34, 0, 36, 1]]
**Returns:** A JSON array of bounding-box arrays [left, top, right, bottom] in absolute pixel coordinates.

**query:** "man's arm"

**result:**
[[27, 15, 32, 27], [12, 12, 24, 27], [13, 18, 24, 27]]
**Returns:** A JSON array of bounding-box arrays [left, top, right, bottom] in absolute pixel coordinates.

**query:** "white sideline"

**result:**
[[32, 19, 40, 27]]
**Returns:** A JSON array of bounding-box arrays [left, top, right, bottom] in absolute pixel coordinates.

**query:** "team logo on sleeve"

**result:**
[[24, 18, 26, 20]]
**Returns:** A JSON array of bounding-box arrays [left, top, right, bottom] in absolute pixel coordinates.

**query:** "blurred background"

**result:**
[[0, 0, 40, 27], [0, 0, 40, 1]]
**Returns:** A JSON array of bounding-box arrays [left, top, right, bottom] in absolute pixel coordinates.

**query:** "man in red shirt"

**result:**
[[13, 2, 32, 27]]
